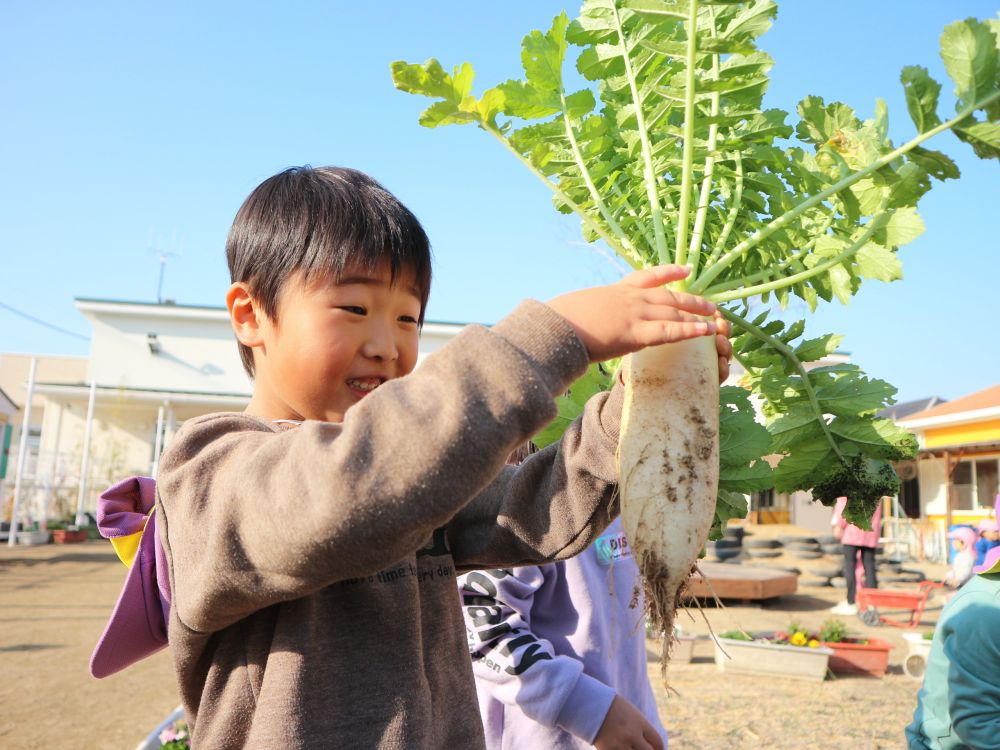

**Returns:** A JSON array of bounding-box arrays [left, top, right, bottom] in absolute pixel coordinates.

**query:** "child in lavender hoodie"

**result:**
[[458, 446, 667, 750]]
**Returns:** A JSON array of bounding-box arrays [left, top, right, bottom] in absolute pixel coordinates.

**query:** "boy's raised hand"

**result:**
[[547, 265, 718, 365], [593, 695, 665, 750]]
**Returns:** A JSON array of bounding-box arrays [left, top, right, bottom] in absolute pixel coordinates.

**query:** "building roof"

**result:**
[[879, 396, 946, 421], [74, 296, 472, 330], [902, 384, 1000, 421], [0, 386, 17, 412]]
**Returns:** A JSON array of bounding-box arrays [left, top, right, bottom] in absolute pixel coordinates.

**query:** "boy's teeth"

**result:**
[[348, 378, 381, 392]]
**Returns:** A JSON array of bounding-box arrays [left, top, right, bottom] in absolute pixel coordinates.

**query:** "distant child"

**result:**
[[458, 444, 667, 750], [975, 519, 1000, 567], [905, 546, 1000, 748], [829, 495, 882, 616], [943, 526, 978, 591], [91, 165, 730, 748]]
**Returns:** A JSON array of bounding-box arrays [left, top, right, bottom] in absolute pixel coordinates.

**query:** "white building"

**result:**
[[3, 298, 465, 532]]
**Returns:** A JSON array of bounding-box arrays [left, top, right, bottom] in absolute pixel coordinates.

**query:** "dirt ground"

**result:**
[[1, 527, 950, 749]]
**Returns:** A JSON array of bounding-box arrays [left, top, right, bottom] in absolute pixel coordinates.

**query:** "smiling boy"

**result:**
[[154, 165, 728, 748]]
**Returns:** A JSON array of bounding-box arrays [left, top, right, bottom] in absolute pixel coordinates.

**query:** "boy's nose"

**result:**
[[362, 323, 399, 361]]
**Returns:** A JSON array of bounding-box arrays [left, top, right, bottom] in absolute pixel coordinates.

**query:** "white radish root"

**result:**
[[618, 334, 719, 668]]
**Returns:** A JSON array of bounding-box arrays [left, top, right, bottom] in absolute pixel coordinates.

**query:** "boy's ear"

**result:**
[[226, 282, 265, 348]]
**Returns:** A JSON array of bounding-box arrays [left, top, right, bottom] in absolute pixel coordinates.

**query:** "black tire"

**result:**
[[745, 549, 782, 559], [779, 535, 818, 546], [812, 567, 842, 579], [725, 527, 746, 543], [713, 547, 742, 561], [860, 607, 881, 627], [745, 539, 781, 549], [788, 542, 822, 552], [711, 538, 741, 549]]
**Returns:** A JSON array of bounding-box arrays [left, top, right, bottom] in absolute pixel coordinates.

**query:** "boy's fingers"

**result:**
[[642, 319, 715, 343], [716, 332, 733, 359], [653, 309, 716, 328], [620, 264, 691, 288], [644, 728, 666, 750], [643, 288, 716, 316], [714, 313, 731, 338]]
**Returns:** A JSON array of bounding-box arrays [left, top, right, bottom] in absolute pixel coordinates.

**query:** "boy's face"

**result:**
[[247, 264, 422, 423]]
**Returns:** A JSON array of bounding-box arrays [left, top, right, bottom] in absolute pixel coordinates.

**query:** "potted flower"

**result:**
[[817, 618, 893, 677], [714, 623, 833, 681], [48, 520, 89, 544], [157, 719, 189, 749]]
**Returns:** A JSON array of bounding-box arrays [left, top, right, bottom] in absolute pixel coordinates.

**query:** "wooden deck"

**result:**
[[685, 562, 798, 603]]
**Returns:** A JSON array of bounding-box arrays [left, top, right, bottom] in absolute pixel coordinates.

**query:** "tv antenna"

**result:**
[[148, 229, 183, 303]]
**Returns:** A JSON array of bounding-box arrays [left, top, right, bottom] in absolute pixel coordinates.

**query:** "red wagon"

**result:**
[[856, 581, 944, 628]]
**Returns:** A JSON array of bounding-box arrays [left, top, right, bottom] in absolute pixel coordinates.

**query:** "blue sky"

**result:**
[[1, 1, 997, 404]]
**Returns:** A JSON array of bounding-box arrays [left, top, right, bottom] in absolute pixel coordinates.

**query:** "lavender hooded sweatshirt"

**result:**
[[459, 518, 667, 749]]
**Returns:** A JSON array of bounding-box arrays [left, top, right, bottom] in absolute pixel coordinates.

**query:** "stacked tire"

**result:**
[[780, 536, 823, 560], [744, 538, 782, 559], [706, 537, 741, 562]]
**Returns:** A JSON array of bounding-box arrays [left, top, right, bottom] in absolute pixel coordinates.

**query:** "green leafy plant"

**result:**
[[394, 1, 999, 531], [818, 618, 854, 644], [719, 629, 753, 641]]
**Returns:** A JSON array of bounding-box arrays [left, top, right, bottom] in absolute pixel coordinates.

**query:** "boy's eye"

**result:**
[[339, 306, 367, 315], [399, 315, 418, 324]]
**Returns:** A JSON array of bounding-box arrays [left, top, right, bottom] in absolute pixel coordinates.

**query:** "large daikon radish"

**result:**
[[619, 336, 719, 647]]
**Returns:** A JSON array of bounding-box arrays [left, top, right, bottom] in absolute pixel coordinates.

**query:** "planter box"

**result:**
[[51, 529, 88, 544], [670, 634, 696, 664], [823, 637, 893, 677], [903, 631, 934, 680], [714, 636, 832, 681], [16, 530, 51, 546]]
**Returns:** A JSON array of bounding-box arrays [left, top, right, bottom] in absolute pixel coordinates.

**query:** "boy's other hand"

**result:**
[[547, 265, 717, 364], [713, 310, 733, 384], [593, 695, 664, 750]]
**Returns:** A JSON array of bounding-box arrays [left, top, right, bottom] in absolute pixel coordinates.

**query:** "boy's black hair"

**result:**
[[226, 166, 433, 377]]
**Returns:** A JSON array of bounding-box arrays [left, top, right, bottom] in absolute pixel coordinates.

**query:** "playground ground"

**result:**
[[0, 528, 950, 749]]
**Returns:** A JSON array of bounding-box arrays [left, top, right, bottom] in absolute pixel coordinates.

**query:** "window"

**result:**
[[976, 459, 998, 509], [22, 427, 42, 478], [751, 488, 775, 509], [952, 458, 999, 510], [899, 476, 920, 518]]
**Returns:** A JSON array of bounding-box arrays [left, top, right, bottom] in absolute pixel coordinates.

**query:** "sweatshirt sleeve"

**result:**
[[447, 379, 624, 571], [945, 590, 1000, 748], [156, 300, 590, 634], [459, 567, 616, 744]]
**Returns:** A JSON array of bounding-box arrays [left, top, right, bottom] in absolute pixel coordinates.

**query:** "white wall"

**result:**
[[85, 310, 251, 395], [919, 458, 948, 515]]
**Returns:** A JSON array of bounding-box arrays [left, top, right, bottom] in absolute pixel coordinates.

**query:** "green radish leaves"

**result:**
[[730, 311, 917, 528], [393, 3, 999, 531], [532, 360, 620, 449]]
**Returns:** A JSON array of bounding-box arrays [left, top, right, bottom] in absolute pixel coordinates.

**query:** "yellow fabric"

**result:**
[[109, 512, 152, 568]]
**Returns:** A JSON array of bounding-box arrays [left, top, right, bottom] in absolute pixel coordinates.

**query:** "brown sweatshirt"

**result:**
[[156, 300, 624, 749]]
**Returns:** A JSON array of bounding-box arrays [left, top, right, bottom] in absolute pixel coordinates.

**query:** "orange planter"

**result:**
[[51, 529, 88, 544], [822, 637, 893, 677]]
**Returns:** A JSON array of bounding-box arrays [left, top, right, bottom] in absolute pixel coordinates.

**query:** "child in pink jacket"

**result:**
[[830, 496, 883, 616]]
